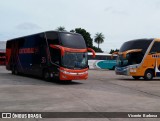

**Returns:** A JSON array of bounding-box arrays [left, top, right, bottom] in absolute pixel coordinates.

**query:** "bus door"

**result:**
[[149, 41, 160, 77], [31, 34, 47, 76]]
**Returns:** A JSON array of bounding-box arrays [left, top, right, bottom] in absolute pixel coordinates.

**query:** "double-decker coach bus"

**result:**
[[6, 31, 95, 81], [0, 51, 6, 65], [115, 38, 160, 80], [88, 53, 117, 70]]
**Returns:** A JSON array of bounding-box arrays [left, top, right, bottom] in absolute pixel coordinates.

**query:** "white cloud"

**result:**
[[16, 23, 41, 30], [1, 0, 160, 52]]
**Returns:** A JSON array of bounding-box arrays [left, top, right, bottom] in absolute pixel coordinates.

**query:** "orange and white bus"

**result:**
[[115, 38, 160, 80]]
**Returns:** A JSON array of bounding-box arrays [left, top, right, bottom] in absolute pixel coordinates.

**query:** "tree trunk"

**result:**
[[98, 42, 99, 49]]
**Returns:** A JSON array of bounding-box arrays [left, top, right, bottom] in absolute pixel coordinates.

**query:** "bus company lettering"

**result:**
[[19, 48, 39, 54]]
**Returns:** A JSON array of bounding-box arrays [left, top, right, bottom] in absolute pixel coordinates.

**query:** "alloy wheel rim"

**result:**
[[147, 73, 152, 79]]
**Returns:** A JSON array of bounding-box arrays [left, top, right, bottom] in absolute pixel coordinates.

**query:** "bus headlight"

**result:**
[[79, 71, 88, 75], [60, 70, 88, 75], [60, 70, 70, 74], [130, 68, 137, 72]]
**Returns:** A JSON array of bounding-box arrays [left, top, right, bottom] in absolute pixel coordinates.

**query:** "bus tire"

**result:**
[[14, 68, 19, 75], [61, 80, 72, 83], [112, 66, 115, 70], [67, 80, 72, 83], [132, 76, 141, 80], [143, 70, 154, 80], [12, 66, 19, 75], [43, 70, 51, 81], [12, 69, 15, 74]]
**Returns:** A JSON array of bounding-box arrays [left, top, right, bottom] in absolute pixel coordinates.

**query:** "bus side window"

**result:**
[[96, 55, 100, 60], [88, 55, 92, 60], [38, 34, 48, 64], [51, 49, 61, 64], [150, 42, 160, 54], [45, 32, 61, 64], [88, 55, 96, 60], [106, 56, 111, 60], [46, 32, 59, 45]]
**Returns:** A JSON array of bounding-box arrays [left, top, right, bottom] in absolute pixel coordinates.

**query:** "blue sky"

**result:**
[[1, 0, 160, 52]]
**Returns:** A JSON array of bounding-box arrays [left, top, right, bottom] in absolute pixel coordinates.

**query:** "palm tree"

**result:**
[[94, 32, 105, 49], [56, 26, 66, 31]]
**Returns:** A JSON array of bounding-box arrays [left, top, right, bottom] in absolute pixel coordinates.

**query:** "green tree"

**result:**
[[109, 49, 119, 54], [70, 30, 75, 33], [71, 28, 93, 48], [94, 33, 105, 49], [92, 46, 103, 52], [70, 28, 105, 52], [56, 26, 66, 31]]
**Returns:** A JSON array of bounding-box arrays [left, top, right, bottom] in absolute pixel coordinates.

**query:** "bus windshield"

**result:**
[[62, 52, 88, 69], [116, 52, 144, 67], [117, 39, 153, 67], [60, 33, 86, 49]]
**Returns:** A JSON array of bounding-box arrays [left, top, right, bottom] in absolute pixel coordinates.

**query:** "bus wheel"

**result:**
[[61, 80, 72, 83], [43, 70, 51, 81], [12, 69, 15, 74], [12, 67, 19, 75], [14, 67, 19, 75], [132, 76, 141, 80], [144, 70, 153, 80], [67, 80, 72, 83], [112, 66, 115, 70]]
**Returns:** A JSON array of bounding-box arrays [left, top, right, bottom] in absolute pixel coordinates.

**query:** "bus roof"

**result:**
[[88, 52, 117, 56], [119, 38, 154, 53], [7, 31, 81, 42]]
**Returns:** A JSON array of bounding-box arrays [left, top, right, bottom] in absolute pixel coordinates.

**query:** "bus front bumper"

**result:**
[[115, 66, 130, 75], [59, 67, 88, 80]]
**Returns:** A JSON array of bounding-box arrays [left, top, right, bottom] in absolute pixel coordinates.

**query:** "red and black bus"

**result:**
[[0, 52, 6, 65], [6, 31, 95, 81]]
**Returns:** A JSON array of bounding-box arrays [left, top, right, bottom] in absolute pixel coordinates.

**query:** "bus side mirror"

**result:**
[[87, 48, 95, 58], [50, 44, 65, 56]]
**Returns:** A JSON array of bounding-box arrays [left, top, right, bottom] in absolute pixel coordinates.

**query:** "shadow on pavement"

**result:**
[[1, 72, 83, 85], [118, 78, 160, 81]]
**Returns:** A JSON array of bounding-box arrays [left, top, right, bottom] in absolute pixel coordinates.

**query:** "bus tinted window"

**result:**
[[88, 55, 92, 60], [18, 38, 25, 48], [113, 56, 117, 60], [88, 55, 106, 60], [106, 56, 111, 60], [120, 39, 153, 54], [88, 54, 117, 60], [46, 32, 59, 45], [60, 33, 86, 49], [150, 42, 160, 53], [97, 55, 106, 60], [24, 36, 36, 48], [45, 32, 61, 64], [6, 41, 12, 49], [0, 53, 5, 56]]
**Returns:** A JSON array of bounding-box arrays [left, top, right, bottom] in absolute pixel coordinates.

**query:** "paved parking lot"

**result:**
[[0, 66, 160, 121]]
